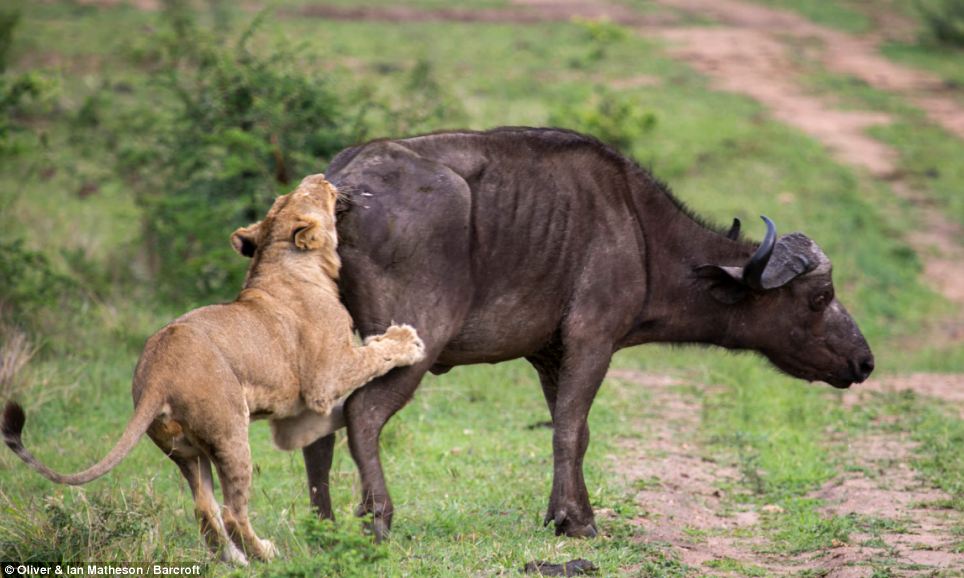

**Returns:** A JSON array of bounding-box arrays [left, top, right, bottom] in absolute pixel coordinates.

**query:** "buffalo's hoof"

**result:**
[[544, 508, 598, 538], [362, 516, 391, 543], [560, 521, 598, 539], [356, 501, 392, 543]]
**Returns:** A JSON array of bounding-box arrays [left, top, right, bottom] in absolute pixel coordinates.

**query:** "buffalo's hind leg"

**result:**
[[303, 433, 336, 520]]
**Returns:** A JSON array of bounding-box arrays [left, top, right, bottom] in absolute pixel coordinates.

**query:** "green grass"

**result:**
[[744, 0, 871, 33], [704, 556, 768, 576], [1, 0, 962, 575], [881, 41, 964, 91]]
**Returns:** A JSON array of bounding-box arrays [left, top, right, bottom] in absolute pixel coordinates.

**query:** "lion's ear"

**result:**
[[292, 219, 327, 251], [293, 216, 341, 278], [231, 222, 261, 258]]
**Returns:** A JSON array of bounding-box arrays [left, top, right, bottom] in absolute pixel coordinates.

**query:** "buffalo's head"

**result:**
[[697, 217, 874, 389]]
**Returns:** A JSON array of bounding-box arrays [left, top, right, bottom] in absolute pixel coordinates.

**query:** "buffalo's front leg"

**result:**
[[302, 433, 336, 520], [543, 343, 610, 538], [344, 363, 428, 542]]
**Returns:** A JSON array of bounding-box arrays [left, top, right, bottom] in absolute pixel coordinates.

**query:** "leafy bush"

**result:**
[[0, 7, 53, 157], [371, 58, 467, 136], [121, 7, 365, 304], [0, 238, 80, 329], [548, 87, 656, 151], [569, 17, 630, 68], [0, 6, 20, 73], [917, 0, 964, 48]]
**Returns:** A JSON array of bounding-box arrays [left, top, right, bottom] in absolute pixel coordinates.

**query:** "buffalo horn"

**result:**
[[726, 218, 741, 240], [742, 215, 776, 290]]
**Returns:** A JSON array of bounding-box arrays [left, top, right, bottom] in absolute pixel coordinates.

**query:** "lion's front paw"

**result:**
[[382, 324, 425, 366], [399, 332, 426, 366]]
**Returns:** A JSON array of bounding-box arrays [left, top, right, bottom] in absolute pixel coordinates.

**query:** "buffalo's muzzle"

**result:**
[[849, 353, 875, 384]]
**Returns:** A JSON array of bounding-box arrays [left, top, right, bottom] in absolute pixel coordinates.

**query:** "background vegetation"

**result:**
[[0, 0, 961, 576]]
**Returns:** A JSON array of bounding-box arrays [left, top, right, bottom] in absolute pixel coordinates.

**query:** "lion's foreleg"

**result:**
[[303, 324, 425, 415]]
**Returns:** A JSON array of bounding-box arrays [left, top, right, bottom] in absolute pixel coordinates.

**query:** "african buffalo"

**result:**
[[260, 127, 873, 539]]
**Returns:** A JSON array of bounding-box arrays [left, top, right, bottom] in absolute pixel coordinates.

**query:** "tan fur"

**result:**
[[5, 174, 425, 565]]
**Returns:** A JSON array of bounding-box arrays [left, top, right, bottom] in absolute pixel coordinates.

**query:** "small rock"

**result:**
[[761, 504, 784, 514]]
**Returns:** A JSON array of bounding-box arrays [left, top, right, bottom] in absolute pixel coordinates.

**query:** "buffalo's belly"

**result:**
[[437, 305, 561, 365]]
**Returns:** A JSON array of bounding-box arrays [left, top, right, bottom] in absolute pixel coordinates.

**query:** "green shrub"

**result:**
[[0, 7, 53, 158], [0, 6, 20, 73], [0, 238, 80, 330], [569, 17, 629, 68], [371, 58, 467, 136], [122, 7, 365, 304], [548, 87, 656, 151], [917, 0, 964, 48]]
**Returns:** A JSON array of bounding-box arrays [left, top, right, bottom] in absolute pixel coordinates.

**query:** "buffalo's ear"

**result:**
[[230, 222, 261, 258], [694, 265, 749, 305]]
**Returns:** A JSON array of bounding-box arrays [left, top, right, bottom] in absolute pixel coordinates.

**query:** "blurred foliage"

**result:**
[[372, 58, 466, 136], [0, 6, 53, 158], [549, 88, 656, 151], [0, 6, 20, 73], [118, 3, 366, 304], [0, 7, 73, 333], [917, 0, 964, 47], [0, 239, 81, 330], [569, 17, 629, 68]]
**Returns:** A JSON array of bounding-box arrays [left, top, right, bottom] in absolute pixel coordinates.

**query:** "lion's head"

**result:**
[[230, 173, 342, 279]]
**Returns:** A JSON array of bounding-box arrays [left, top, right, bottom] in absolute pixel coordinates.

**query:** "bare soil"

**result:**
[[293, 1, 668, 27], [850, 372, 964, 417], [607, 369, 964, 576]]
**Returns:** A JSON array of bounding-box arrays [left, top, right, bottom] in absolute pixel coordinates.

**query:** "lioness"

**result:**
[[1, 174, 425, 565]]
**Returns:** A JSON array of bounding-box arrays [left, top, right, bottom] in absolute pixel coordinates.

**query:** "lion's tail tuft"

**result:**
[[2, 401, 27, 450]]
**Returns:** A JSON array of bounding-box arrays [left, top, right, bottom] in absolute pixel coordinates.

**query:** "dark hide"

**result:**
[[283, 127, 874, 539]]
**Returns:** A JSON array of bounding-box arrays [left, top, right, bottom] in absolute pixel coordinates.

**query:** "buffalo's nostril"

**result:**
[[857, 356, 874, 382]]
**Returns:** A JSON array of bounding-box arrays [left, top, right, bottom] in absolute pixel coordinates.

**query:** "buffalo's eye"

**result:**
[[810, 289, 833, 312]]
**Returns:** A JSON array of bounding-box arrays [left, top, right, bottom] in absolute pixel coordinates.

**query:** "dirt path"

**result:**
[[657, 0, 964, 140], [607, 369, 964, 576], [293, 1, 665, 26]]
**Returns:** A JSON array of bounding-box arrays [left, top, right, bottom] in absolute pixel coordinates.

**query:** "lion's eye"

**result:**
[[810, 290, 833, 312]]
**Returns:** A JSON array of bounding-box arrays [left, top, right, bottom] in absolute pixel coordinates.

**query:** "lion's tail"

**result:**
[[2, 392, 163, 486]]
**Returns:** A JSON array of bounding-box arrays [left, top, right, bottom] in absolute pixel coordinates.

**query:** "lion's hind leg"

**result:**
[[172, 454, 248, 565], [149, 418, 248, 565], [210, 427, 277, 562]]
